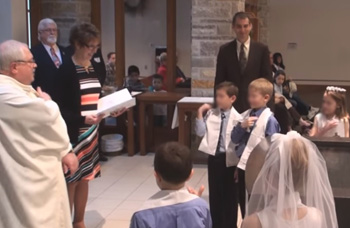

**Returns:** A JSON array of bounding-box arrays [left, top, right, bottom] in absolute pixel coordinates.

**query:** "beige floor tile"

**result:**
[[107, 209, 135, 220], [86, 153, 242, 227], [98, 220, 131, 228], [117, 200, 144, 210]]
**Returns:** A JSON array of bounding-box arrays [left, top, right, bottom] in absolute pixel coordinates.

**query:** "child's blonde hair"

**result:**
[[249, 78, 274, 99], [324, 87, 348, 119], [290, 138, 309, 191]]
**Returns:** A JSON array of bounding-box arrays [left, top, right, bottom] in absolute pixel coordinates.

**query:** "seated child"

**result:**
[[130, 142, 212, 228], [274, 70, 319, 119], [195, 81, 242, 228], [309, 86, 349, 137], [231, 78, 280, 217], [274, 93, 311, 129], [124, 65, 146, 92], [149, 74, 167, 126]]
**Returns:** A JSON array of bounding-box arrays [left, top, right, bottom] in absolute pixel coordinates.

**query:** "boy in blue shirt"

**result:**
[[130, 142, 212, 228], [231, 78, 280, 218]]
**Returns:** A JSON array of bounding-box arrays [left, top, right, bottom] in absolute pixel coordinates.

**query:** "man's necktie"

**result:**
[[239, 43, 247, 74], [216, 112, 226, 153], [50, 47, 61, 68]]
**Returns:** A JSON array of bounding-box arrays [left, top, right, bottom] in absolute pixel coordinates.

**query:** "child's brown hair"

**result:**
[[215, 81, 239, 97], [324, 87, 348, 119]]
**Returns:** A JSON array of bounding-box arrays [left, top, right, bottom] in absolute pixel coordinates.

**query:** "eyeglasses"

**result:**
[[84, 44, 100, 50], [40, 28, 58, 33], [14, 59, 36, 66]]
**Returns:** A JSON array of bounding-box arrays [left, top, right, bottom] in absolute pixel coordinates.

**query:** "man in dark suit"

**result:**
[[215, 12, 272, 114], [31, 18, 66, 97], [213, 12, 272, 228]]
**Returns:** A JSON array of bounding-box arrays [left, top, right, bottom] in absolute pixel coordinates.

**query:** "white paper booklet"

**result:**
[[97, 88, 136, 117]]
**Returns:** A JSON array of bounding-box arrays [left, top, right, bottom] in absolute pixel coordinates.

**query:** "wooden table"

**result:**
[[175, 97, 214, 148], [137, 92, 187, 155]]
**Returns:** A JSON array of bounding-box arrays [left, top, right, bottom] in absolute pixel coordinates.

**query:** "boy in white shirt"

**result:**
[[195, 81, 242, 228]]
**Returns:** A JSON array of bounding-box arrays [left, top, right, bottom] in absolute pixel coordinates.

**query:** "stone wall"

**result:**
[[41, 0, 91, 46], [191, 0, 245, 97], [257, 0, 269, 44]]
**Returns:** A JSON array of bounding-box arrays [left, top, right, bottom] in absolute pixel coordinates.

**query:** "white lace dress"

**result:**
[[257, 194, 323, 228], [314, 113, 346, 137]]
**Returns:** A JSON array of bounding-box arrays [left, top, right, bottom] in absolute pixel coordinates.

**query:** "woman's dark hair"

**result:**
[[128, 65, 140, 75], [273, 52, 285, 69], [69, 22, 100, 47]]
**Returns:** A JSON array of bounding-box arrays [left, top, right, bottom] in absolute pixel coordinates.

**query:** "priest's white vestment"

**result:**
[[0, 74, 72, 228]]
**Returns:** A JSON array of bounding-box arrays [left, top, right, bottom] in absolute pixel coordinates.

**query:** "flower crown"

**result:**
[[326, 86, 347, 93]]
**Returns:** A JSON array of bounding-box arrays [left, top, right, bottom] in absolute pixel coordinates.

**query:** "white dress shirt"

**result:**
[[236, 36, 251, 60], [42, 43, 62, 63], [195, 109, 231, 153]]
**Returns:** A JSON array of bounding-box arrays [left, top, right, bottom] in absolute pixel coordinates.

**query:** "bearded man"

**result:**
[[31, 18, 66, 97]]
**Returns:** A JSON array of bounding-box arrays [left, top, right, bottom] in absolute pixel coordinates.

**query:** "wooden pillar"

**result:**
[[115, 0, 125, 88], [166, 0, 176, 92], [91, 0, 102, 32], [29, 0, 42, 47]]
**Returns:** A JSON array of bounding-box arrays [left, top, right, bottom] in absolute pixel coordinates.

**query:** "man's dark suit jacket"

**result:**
[[31, 43, 66, 96], [215, 39, 272, 113]]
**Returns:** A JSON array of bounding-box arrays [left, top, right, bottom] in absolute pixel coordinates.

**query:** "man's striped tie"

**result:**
[[50, 47, 61, 68]]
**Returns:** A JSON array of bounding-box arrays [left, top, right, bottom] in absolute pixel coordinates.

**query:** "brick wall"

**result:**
[[191, 0, 245, 96], [41, 0, 91, 46], [257, 0, 269, 45]]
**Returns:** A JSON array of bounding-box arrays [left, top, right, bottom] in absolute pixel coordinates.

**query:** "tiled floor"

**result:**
[[86, 153, 241, 228]]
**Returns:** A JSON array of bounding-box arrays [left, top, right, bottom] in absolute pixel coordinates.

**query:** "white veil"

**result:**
[[246, 131, 338, 228]]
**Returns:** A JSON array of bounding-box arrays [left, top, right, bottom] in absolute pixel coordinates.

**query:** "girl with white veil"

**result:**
[[242, 131, 338, 228]]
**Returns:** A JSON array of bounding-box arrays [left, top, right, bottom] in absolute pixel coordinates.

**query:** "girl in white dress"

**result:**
[[310, 86, 349, 137], [242, 131, 338, 228]]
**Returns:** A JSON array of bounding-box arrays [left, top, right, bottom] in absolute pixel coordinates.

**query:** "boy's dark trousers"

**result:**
[[238, 168, 246, 219], [208, 153, 238, 228]]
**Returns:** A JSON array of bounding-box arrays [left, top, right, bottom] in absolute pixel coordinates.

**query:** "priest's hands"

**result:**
[[187, 185, 205, 197], [110, 107, 127, 118], [85, 114, 104, 125], [62, 152, 79, 176], [37, 87, 51, 101]]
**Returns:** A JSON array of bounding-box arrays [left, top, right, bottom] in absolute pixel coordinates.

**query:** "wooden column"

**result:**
[[166, 0, 176, 92], [91, 0, 102, 32], [115, 0, 125, 88], [29, 0, 42, 47]]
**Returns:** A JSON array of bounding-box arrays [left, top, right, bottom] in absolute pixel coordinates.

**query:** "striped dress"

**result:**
[[66, 65, 101, 183]]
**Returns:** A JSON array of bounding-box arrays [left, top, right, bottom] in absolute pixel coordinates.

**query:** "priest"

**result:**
[[0, 40, 78, 228]]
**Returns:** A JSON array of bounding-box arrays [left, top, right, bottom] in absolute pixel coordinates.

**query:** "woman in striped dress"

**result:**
[[55, 23, 124, 228]]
